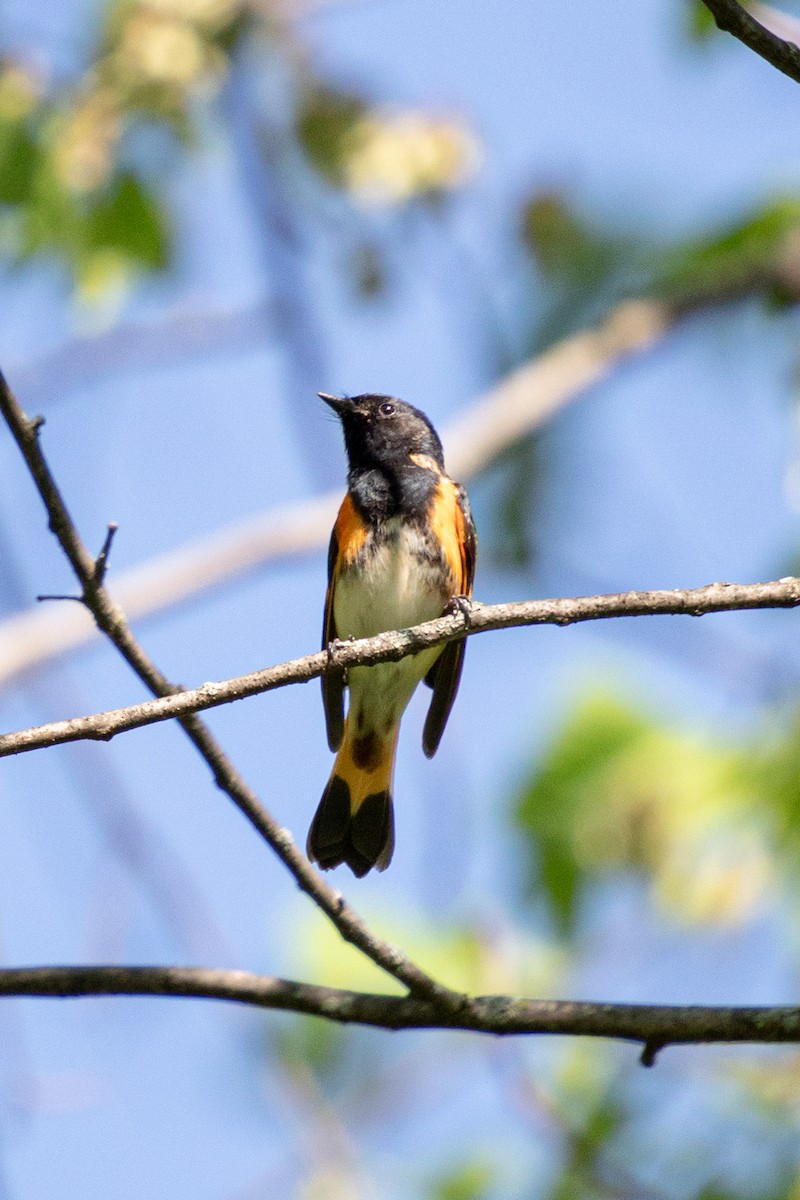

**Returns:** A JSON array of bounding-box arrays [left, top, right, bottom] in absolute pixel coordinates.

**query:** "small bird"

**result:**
[[307, 392, 477, 877]]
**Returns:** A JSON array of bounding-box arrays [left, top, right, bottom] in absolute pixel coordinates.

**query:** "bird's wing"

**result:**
[[322, 494, 371, 751], [422, 479, 477, 758], [321, 516, 345, 752]]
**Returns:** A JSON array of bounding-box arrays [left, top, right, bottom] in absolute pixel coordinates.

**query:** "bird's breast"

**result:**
[[333, 517, 453, 641]]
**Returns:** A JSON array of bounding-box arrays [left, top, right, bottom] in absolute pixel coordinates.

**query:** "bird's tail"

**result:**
[[307, 719, 398, 876]]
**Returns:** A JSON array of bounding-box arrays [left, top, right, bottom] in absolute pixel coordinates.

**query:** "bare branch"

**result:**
[[2, 577, 799, 759], [0, 965, 799, 1056], [0, 370, 464, 1012], [701, 0, 800, 82]]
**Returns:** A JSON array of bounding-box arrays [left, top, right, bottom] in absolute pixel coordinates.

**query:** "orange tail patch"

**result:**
[[307, 721, 398, 876]]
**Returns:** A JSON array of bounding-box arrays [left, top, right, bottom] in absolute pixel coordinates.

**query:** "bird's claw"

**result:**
[[445, 594, 474, 628]]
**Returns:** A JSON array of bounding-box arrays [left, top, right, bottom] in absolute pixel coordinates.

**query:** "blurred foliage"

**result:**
[[554, 1098, 624, 1199], [0, 0, 251, 293], [483, 680, 800, 1196], [729, 1053, 800, 1121], [288, 904, 565, 1001], [519, 188, 645, 345], [480, 435, 544, 569], [520, 188, 800, 339], [687, 0, 719, 42], [296, 84, 480, 207], [428, 1158, 494, 1200], [653, 197, 800, 308], [273, 1005, 348, 1087], [338, 110, 479, 208], [2, 0, 793, 326], [523, 1038, 800, 1200], [746, 713, 800, 862], [296, 85, 370, 190], [269, 904, 567, 1148], [494, 185, 800, 571], [0, 0, 482, 301], [514, 691, 787, 936], [522, 190, 633, 301], [347, 240, 387, 299]]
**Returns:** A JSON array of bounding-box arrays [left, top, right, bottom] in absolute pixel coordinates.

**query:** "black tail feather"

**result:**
[[307, 775, 395, 876]]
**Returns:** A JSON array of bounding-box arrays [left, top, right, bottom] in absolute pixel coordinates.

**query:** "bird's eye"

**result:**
[[379, 402, 395, 416]]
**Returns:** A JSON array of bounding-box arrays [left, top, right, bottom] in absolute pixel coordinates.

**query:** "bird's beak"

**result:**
[[318, 392, 350, 415]]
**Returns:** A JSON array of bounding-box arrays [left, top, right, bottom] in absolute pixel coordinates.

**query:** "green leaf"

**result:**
[[0, 124, 38, 205], [429, 1157, 494, 1200], [653, 197, 800, 304], [514, 692, 770, 934], [85, 171, 169, 269], [745, 715, 800, 858], [515, 696, 648, 934], [521, 190, 623, 287], [687, 1, 719, 42], [296, 85, 367, 187], [21, 159, 82, 259]]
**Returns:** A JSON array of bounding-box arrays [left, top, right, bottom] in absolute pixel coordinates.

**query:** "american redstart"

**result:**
[[307, 392, 477, 876]]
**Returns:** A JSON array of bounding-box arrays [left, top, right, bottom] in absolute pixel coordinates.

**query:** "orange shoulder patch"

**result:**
[[333, 494, 368, 570], [429, 477, 473, 597]]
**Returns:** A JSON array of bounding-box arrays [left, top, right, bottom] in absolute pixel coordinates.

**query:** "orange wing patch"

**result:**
[[428, 477, 474, 597], [322, 494, 368, 753], [333, 493, 369, 571]]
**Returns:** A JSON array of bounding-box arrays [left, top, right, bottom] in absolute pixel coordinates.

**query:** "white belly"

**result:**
[[333, 519, 450, 733], [333, 519, 448, 641]]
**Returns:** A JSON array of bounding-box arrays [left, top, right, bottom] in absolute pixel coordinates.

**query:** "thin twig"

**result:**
[[93, 522, 118, 584], [1, 577, 799, 759], [0, 370, 464, 1012], [0, 965, 797, 1055], [701, 0, 800, 82]]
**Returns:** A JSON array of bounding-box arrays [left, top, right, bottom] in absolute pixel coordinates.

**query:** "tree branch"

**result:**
[[701, 0, 800, 82], [1, 577, 799, 759], [0, 965, 798, 1058], [0, 370, 464, 1013]]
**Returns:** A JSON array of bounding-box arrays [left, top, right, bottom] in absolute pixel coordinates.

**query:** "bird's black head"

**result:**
[[320, 392, 445, 474]]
